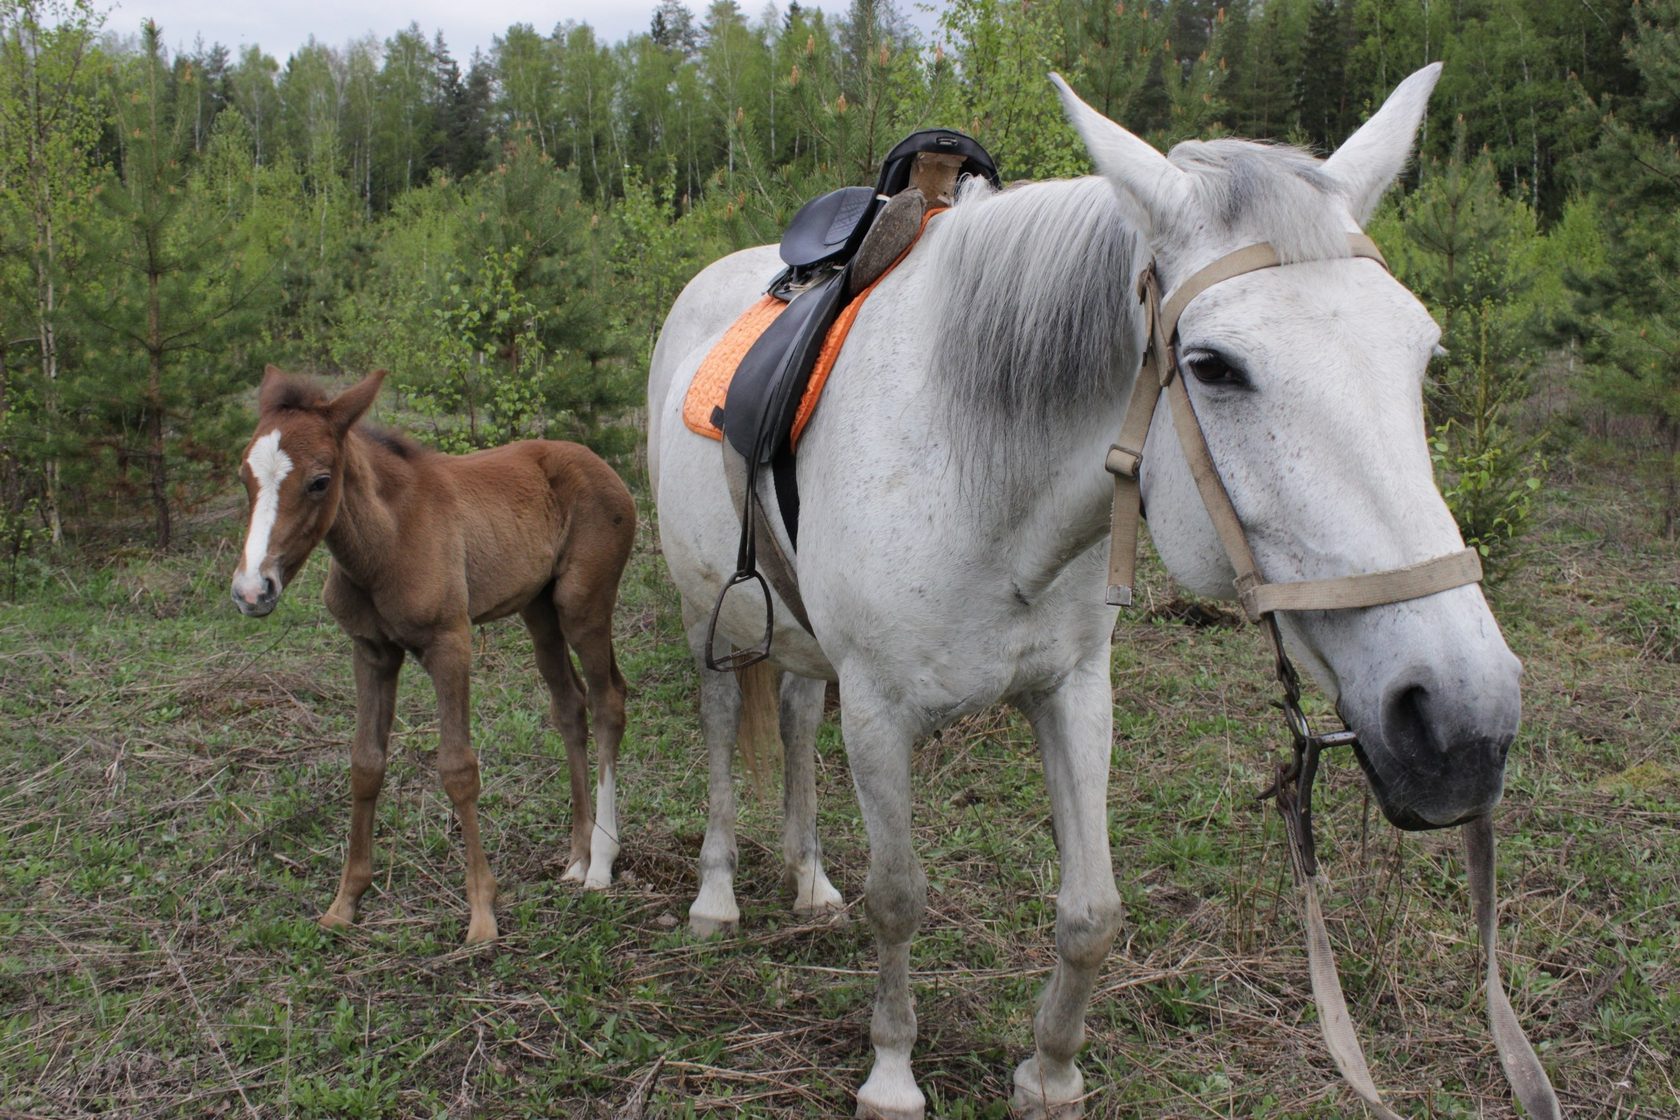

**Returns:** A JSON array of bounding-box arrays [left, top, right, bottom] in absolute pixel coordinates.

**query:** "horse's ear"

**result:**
[[257, 364, 291, 414], [1050, 72, 1190, 239], [1323, 63, 1443, 225], [326, 370, 387, 434]]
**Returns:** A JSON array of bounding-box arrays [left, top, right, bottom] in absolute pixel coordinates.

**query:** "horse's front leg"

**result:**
[[779, 673, 843, 918], [843, 682, 927, 1120], [421, 627, 497, 945], [1012, 653, 1124, 1119], [321, 636, 404, 931]]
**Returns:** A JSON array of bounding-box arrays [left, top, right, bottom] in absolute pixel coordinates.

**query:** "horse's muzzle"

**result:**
[[1345, 662, 1520, 830], [230, 574, 280, 617]]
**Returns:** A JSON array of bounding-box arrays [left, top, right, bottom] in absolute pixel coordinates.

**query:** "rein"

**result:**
[[1106, 235, 1562, 1119]]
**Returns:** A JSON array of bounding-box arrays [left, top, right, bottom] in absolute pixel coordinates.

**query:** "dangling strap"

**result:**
[[1279, 779, 1407, 1120], [1465, 815, 1564, 1120], [1278, 799, 1563, 1119]]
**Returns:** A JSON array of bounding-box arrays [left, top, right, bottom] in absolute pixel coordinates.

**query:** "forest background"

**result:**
[[1, 0, 1679, 575]]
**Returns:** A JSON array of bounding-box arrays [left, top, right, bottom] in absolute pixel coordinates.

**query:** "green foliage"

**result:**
[[1374, 131, 1549, 572], [0, 0, 1669, 558], [1563, 0, 1680, 538]]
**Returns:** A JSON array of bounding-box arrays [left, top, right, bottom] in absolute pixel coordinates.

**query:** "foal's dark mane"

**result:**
[[260, 371, 431, 461]]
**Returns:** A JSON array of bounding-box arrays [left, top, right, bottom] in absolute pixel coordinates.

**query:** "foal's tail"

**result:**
[[736, 660, 780, 798]]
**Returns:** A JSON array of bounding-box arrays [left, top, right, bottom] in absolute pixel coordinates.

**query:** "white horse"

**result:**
[[647, 64, 1520, 1119]]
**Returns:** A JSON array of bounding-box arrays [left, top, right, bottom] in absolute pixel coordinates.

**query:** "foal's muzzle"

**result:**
[[230, 573, 281, 617]]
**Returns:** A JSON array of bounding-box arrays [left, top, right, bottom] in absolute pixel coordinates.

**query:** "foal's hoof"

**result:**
[[561, 859, 590, 884], [464, 915, 499, 946], [317, 905, 356, 933], [1010, 1056, 1085, 1119]]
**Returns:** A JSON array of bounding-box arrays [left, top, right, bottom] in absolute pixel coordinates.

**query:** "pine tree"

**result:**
[[81, 21, 268, 546], [1295, 0, 1348, 150], [0, 0, 105, 547], [1565, 0, 1680, 537]]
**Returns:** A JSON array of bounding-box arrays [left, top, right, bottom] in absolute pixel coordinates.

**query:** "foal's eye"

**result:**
[[1182, 349, 1249, 389], [306, 474, 331, 495]]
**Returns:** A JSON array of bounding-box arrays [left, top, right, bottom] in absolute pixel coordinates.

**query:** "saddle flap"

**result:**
[[780, 186, 880, 269], [724, 270, 851, 463]]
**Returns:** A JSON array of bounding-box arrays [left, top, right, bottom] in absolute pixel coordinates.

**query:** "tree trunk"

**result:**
[[146, 269, 171, 549]]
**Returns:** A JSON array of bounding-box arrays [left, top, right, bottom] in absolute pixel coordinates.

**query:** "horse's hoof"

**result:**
[[687, 909, 738, 939], [317, 908, 354, 932], [1010, 1056, 1084, 1119], [788, 870, 844, 918], [583, 871, 613, 891], [464, 915, 498, 945], [855, 1072, 925, 1120], [561, 859, 590, 884]]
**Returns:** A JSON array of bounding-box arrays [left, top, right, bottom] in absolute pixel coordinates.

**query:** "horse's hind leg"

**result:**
[[779, 673, 842, 918], [420, 627, 498, 945], [557, 581, 628, 891], [683, 600, 747, 936], [321, 636, 404, 932], [1011, 653, 1124, 1119], [521, 599, 593, 883]]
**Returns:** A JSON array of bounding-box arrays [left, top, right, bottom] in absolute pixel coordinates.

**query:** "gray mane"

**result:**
[[926, 176, 1139, 465], [927, 139, 1349, 463]]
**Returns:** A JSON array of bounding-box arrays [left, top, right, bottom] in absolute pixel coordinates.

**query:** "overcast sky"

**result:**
[[107, 0, 941, 64]]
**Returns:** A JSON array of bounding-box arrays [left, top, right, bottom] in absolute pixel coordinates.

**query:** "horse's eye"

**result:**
[[1182, 350, 1248, 388], [306, 474, 331, 495]]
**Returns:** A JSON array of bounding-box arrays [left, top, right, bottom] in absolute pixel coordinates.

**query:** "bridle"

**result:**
[[1105, 235, 1562, 1119]]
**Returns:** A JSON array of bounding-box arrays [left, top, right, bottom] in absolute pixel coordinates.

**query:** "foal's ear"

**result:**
[[1050, 72, 1190, 240], [1323, 63, 1443, 225], [326, 369, 387, 434], [257, 364, 291, 414]]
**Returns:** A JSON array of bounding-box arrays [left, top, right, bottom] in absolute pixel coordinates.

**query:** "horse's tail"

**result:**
[[736, 661, 780, 798]]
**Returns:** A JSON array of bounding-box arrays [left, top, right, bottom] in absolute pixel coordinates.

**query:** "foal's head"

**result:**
[[230, 366, 386, 617], [1056, 66, 1523, 830]]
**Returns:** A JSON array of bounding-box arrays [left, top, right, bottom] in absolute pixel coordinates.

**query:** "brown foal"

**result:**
[[229, 365, 636, 944]]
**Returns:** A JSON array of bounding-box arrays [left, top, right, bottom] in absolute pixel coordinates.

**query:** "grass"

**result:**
[[0, 444, 1676, 1120]]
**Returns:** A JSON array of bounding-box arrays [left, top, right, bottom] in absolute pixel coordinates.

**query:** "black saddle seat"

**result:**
[[780, 185, 878, 270]]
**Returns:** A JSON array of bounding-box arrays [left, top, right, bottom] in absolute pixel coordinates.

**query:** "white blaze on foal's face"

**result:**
[[232, 428, 293, 611]]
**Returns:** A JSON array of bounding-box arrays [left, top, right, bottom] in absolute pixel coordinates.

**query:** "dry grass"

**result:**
[[0, 449, 1675, 1119]]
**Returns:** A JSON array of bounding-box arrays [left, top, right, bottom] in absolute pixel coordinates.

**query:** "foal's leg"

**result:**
[[520, 600, 593, 883], [779, 673, 842, 917], [842, 679, 927, 1120], [321, 636, 404, 931], [420, 627, 498, 944], [684, 602, 745, 937], [557, 587, 627, 891], [1011, 653, 1124, 1119]]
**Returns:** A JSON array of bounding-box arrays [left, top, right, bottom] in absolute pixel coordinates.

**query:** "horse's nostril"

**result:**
[[1381, 684, 1433, 757], [262, 576, 277, 601]]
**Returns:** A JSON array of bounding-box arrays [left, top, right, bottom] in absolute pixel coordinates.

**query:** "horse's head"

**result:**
[[230, 366, 386, 617], [1056, 65, 1521, 830]]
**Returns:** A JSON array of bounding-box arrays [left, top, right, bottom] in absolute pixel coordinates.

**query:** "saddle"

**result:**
[[704, 129, 1001, 669]]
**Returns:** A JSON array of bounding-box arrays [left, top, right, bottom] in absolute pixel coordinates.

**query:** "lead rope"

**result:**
[[1259, 604, 1561, 1119], [1111, 240, 1561, 1117]]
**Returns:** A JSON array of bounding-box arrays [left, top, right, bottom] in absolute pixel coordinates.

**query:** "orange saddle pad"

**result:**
[[683, 208, 943, 449]]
